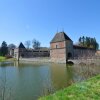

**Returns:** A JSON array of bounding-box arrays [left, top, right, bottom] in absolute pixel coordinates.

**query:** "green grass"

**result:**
[[39, 75, 100, 100], [0, 56, 6, 61], [0, 56, 17, 62]]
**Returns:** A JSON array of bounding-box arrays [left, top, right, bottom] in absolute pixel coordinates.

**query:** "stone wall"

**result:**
[[14, 48, 50, 59], [14, 48, 19, 60], [73, 48, 95, 59], [9, 49, 14, 57], [95, 50, 100, 56], [66, 40, 73, 58], [23, 50, 50, 58]]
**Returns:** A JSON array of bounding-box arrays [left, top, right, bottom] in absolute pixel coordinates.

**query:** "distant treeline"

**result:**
[[0, 41, 16, 56], [78, 36, 99, 50]]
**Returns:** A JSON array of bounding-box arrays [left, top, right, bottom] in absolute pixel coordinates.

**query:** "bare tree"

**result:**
[[32, 39, 41, 49], [8, 44, 16, 49], [25, 40, 31, 49]]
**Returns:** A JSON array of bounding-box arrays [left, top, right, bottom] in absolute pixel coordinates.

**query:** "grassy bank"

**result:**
[[0, 56, 16, 62], [0, 56, 6, 61], [39, 75, 100, 100]]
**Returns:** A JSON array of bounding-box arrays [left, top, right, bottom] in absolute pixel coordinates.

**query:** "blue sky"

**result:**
[[0, 0, 100, 47]]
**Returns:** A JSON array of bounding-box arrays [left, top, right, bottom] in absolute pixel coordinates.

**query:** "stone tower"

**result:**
[[14, 42, 26, 60], [50, 32, 73, 63]]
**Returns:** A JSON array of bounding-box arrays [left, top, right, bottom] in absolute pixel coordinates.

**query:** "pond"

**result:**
[[0, 61, 100, 100]]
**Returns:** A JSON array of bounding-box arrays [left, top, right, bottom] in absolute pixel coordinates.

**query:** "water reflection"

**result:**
[[0, 61, 100, 100]]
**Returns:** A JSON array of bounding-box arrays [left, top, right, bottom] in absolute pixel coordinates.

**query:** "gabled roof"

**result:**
[[50, 32, 72, 43], [18, 42, 26, 49]]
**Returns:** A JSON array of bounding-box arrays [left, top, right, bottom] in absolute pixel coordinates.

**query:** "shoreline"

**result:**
[[18, 57, 100, 65], [1, 57, 100, 66], [39, 74, 100, 100]]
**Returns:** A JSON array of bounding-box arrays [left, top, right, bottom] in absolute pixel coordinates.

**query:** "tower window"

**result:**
[[56, 45, 58, 48]]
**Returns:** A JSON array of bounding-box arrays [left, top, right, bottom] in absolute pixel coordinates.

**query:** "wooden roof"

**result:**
[[50, 32, 72, 43]]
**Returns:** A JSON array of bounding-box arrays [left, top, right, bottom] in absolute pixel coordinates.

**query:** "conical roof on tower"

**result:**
[[50, 32, 72, 43], [18, 42, 26, 49]]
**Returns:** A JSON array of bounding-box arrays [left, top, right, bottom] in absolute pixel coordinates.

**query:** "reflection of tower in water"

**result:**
[[50, 64, 75, 90], [65, 65, 75, 86], [14, 61, 19, 67]]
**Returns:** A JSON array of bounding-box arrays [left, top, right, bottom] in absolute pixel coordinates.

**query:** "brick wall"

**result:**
[[50, 48, 66, 62], [50, 41, 66, 49], [50, 41, 66, 62]]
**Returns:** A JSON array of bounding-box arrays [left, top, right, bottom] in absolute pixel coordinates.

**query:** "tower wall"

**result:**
[[50, 41, 67, 63], [66, 40, 74, 59]]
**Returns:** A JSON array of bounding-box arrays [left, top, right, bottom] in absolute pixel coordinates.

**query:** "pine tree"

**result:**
[[0, 41, 8, 56]]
